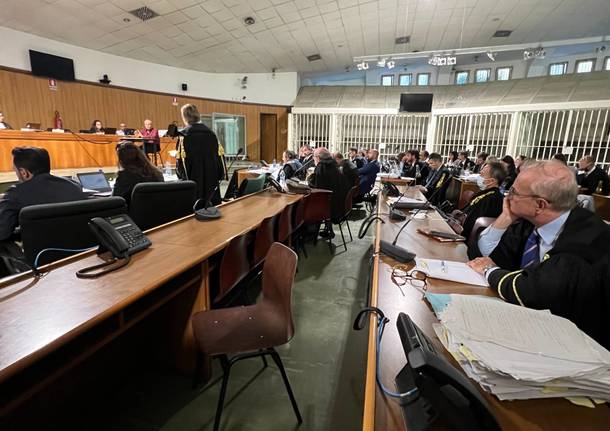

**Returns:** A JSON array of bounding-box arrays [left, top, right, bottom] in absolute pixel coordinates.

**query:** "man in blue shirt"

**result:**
[[467, 160, 610, 349]]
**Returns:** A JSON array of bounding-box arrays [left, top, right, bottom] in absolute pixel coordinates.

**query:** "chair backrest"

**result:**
[[129, 181, 197, 231], [593, 194, 610, 220], [277, 203, 294, 243], [237, 174, 266, 198], [467, 216, 496, 250], [292, 198, 305, 232], [253, 214, 278, 267], [344, 186, 358, 216], [224, 167, 248, 200], [19, 197, 127, 266], [302, 189, 332, 223], [260, 242, 298, 342], [459, 189, 476, 210], [216, 234, 250, 304]]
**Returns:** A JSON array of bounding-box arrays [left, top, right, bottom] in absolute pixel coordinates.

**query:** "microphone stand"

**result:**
[[193, 148, 243, 221], [380, 173, 446, 262]]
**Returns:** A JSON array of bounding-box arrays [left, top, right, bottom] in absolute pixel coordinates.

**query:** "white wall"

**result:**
[[0, 26, 298, 106]]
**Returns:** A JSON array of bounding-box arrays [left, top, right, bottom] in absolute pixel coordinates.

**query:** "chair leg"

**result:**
[[338, 223, 347, 252], [269, 349, 303, 424], [346, 219, 353, 241], [214, 355, 232, 431]]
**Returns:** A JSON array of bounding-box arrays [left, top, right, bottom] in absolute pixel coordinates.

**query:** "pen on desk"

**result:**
[[441, 260, 447, 273]]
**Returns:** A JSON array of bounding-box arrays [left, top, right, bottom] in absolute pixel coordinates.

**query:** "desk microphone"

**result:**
[[291, 157, 314, 179], [194, 148, 243, 221], [380, 177, 445, 263]]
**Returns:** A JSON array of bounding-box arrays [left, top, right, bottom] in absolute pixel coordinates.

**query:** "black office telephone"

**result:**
[[76, 215, 151, 279], [382, 181, 400, 197], [395, 313, 500, 431]]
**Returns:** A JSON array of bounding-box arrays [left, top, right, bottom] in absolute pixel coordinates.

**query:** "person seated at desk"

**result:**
[[308, 148, 349, 237], [334, 152, 358, 187], [501, 155, 517, 191], [458, 150, 475, 171], [467, 160, 610, 349], [0, 111, 12, 129], [136, 119, 160, 153], [175, 104, 224, 203], [357, 149, 380, 197], [452, 161, 506, 238], [280, 150, 302, 180], [348, 147, 366, 169], [112, 141, 164, 206], [415, 153, 450, 206], [577, 155, 610, 195], [400, 149, 429, 185], [298, 145, 313, 167], [473, 152, 488, 174], [421, 150, 430, 165], [116, 123, 128, 136], [0, 147, 86, 241], [90, 119, 105, 134]]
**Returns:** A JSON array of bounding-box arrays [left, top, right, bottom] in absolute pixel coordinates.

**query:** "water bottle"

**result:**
[[415, 163, 421, 183], [164, 161, 172, 176]]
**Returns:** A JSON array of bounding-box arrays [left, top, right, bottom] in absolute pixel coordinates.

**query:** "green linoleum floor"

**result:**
[[90, 211, 375, 431]]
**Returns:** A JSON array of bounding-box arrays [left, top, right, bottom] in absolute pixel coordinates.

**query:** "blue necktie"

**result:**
[[520, 230, 540, 268]]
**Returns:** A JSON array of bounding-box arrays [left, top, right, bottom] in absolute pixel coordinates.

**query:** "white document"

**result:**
[[415, 258, 488, 287], [388, 196, 426, 205]]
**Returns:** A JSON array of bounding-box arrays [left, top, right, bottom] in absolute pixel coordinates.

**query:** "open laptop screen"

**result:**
[[77, 172, 111, 192]]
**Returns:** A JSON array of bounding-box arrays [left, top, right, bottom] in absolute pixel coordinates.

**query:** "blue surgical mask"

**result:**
[[476, 175, 487, 190]]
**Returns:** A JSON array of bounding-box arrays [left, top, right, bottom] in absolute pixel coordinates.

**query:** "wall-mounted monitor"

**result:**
[[399, 93, 433, 112], [29, 50, 75, 81]]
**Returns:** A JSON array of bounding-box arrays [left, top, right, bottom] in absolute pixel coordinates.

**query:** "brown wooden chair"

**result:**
[[252, 214, 278, 269], [332, 186, 358, 252], [277, 202, 294, 245], [302, 189, 333, 253], [191, 243, 302, 431], [467, 217, 496, 251], [593, 194, 610, 221], [290, 198, 306, 257], [459, 189, 475, 210], [213, 234, 250, 306]]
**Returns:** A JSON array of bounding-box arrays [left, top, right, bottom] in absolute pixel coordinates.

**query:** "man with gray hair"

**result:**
[[467, 160, 610, 348]]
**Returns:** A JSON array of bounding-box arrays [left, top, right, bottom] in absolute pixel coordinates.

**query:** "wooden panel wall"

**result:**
[[0, 68, 289, 161]]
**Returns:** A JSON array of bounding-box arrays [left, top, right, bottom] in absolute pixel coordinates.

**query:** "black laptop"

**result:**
[[77, 172, 112, 196]]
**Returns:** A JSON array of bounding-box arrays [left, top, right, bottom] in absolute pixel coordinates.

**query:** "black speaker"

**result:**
[[181, 83, 187, 91]]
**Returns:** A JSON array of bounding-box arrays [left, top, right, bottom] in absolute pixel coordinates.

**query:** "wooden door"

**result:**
[[260, 113, 277, 163]]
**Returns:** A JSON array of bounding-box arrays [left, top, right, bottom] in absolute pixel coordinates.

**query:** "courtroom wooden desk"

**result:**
[[0, 130, 174, 172], [0, 189, 301, 417], [446, 176, 480, 209], [362, 188, 610, 431]]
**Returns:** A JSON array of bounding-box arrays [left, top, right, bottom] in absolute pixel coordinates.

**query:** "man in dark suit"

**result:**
[[577, 155, 610, 195], [415, 153, 450, 205], [400, 149, 429, 185], [467, 160, 610, 349], [472, 152, 488, 174], [0, 111, 12, 130], [348, 147, 366, 169], [357, 149, 380, 196], [0, 147, 86, 241], [457, 151, 475, 171], [458, 161, 506, 239]]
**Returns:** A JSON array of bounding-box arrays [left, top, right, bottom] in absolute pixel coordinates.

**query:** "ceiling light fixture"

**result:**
[[486, 51, 496, 61], [428, 55, 456, 66], [523, 47, 545, 60], [376, 58, 386, 67], [387, 60, 395, 69], [356, 61, 369, 71]]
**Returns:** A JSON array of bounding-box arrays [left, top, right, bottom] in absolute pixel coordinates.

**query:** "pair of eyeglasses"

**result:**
[[391, 265, 428, 296], [506, 186, 552, 203]]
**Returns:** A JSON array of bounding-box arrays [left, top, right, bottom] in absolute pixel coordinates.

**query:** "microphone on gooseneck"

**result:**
[[193, 147, 243, 221], [380, 172, 447, 262], [291, 156, 314, 178]]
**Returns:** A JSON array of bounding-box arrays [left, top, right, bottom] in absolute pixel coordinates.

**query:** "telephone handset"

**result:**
[[382, 181, 400, 197], [89, 215, 151, 258], [76, 215, 151, 279]]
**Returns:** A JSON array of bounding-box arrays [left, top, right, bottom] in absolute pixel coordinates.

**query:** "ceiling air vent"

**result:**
[[307, 54, 322, 62], [129, 6, 159, 22], [395, 36, 410, 44], [493, 30, 512, 38]]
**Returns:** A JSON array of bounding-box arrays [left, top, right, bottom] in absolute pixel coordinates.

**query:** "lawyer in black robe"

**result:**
[[460, 187, 504, 239]]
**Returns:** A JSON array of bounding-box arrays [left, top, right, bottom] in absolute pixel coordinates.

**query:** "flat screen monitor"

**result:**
[[77, 172, 111, 192], [399, 93, 433, 113], [29, 50, 75, 81]]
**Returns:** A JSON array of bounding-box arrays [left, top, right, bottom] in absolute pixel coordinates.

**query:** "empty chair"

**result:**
[[302, 189, 333, 253], [20, 197, 127, 266], [223, 167, 248, 200], [252, 214, 278, 269], [129, 180, 197, 231], [213, 234, 250, 306], [192, 243, 302, 431], [332, 186, 358, 252], [236, 174, 266, 198], [467, 216, 496, 251]]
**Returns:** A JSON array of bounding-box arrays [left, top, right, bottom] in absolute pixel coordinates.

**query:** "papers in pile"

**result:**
[[426, 293, 610, 404]]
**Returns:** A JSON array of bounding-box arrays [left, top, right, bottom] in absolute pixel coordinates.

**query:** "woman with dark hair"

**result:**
[[112, 141, 164, 205], [515, 154, 527, 173], [447, 151, 460, 167], [90, 120, 104, 134], [501, 155, 517, 190]]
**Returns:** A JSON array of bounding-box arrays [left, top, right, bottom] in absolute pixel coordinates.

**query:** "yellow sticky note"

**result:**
[[458, 345, 477, 362]]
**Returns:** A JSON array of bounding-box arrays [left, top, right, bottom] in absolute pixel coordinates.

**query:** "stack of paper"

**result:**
[[426, 293, 610, 403], [415, 258, 488, 287]]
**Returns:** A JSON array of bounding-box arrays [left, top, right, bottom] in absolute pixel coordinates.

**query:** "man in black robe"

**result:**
[[458, 161, 505, 239], [415, 153, 450, 205], [577, 155, 610, 195], [468, 160, 610, 349]]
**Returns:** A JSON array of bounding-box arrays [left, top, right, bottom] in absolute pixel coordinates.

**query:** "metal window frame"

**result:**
[[575, 58, 596, 74], [417, 73, 431, 86], [548, 62, 568, 76], [381, 74, 395, 86], [474, 68, 492, 83], [398, 73, 412, 86], [454, 71, 469, 85], [495, 66, 513, 81]]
